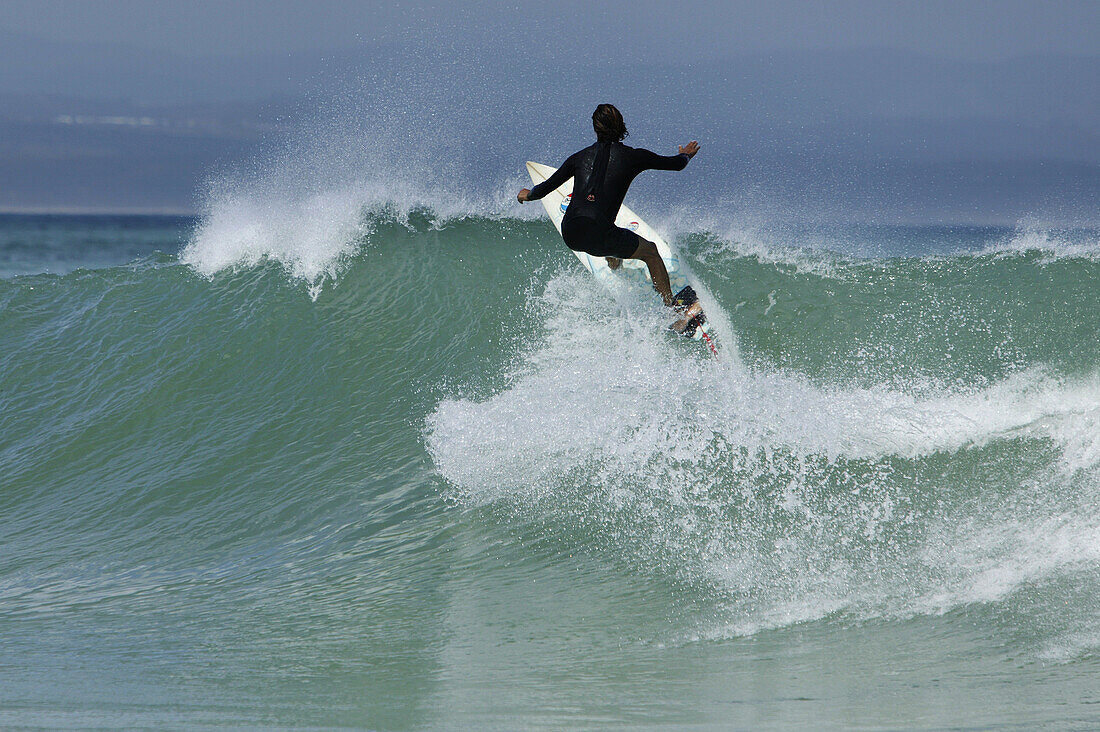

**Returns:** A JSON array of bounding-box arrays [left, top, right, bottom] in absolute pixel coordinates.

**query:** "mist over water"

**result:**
[[3, 108, 1100, 725], [427, 243, 1100, 641]]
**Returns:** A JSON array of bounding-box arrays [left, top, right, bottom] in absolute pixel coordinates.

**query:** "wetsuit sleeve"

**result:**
[[527, 154, 576, 201], [633, 148, 690, 173]]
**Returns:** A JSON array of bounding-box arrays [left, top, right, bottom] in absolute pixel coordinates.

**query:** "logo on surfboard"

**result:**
[[628, 221, 640, 231], [560, 194, 571, 214]]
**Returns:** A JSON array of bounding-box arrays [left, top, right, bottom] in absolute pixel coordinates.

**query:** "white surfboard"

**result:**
[[526, 160, 716, 352]]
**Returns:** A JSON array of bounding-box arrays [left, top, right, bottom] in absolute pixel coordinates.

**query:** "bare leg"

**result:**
[[605, 257, 622, 270], [627, 239, 673, 306]]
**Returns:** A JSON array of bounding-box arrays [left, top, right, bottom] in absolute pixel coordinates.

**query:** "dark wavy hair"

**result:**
[[592, 103, 628, 143]]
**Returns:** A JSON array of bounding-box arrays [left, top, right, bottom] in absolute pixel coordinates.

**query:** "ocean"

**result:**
[[1, 206, 1098, 728]]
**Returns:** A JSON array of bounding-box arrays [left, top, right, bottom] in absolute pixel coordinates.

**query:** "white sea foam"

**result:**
[[180, 122, 534, 294], [655, 209, 851, 279], [1039, 629, 1100, 663], [980, 222, 1100, 261], [183, 181, 372, 284], [918, 504, 1100, 613], [427, 269, 1100, 642]]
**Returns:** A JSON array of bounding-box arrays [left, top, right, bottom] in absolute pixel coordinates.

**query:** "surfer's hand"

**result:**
[[517, 188, 531, 203], [679, 141, 700, 158]]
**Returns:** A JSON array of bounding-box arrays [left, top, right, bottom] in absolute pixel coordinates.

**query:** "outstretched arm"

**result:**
[[635, 140, 700, 172], [518, 155, 577, 203]]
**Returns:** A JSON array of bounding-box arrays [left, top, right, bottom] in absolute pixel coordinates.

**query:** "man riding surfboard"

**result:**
[[518, 104, 700, 313]]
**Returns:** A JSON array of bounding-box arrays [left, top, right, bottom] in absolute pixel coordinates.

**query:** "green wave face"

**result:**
[[2, 213, 1099, 727]]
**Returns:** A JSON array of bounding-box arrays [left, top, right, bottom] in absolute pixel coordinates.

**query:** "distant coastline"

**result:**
[[0, 207, 198, 217]]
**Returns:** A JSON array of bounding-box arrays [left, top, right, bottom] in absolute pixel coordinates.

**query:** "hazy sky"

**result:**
[[1, 0, 1097, 219], [3, 0, 1098, 61]]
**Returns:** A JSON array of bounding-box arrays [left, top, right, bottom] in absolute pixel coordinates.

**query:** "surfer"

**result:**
[[518, 103, 699, 307]]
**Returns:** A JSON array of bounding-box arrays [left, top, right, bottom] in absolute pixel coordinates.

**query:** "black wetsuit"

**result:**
[[528, 141, 690, 259]]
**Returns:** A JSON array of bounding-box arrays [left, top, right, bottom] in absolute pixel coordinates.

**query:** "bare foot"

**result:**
[[606, 257, 622, 270], [670, 302, 703, 333]]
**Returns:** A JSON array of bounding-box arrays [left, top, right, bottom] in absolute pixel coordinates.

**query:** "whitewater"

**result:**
[[1, 170, 1099, 726]]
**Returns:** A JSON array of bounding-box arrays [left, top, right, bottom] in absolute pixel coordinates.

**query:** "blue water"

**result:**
[[2, 207, 1099, 728]]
